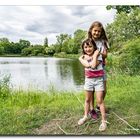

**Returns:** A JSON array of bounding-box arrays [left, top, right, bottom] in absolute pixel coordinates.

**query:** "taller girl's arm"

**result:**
[[101, 41, 109, 59], [79, 55, 90, 68], [101, 48, 107, 59], [89, 50, 100, 69]]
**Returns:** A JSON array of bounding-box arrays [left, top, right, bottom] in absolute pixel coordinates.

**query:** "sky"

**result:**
[[0, 5, 116, 45]]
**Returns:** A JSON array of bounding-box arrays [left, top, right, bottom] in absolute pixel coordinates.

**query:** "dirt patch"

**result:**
[[33, 115, 100, 135]]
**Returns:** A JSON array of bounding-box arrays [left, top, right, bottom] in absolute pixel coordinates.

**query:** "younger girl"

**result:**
[[78, 38, 107, 132], [88, 21, 109, 115]]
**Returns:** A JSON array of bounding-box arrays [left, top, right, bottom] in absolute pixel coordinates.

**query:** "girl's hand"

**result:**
[[79, 55, 84, 60], [84, 54, 91, 60], [102, 48, 107, 58], [93, 50, 100, 57]]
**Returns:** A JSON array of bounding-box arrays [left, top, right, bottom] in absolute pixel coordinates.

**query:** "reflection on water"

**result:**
[[0, 57, 85, 91]]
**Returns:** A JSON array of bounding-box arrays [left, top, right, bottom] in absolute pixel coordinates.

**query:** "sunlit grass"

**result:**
[[0, 74, 140, 135]]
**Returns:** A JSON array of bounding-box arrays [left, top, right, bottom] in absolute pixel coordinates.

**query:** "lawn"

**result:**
[[0, 74, 140, 135]]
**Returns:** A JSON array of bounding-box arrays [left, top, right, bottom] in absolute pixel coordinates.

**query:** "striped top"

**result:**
[[85, 54, 104, 78]]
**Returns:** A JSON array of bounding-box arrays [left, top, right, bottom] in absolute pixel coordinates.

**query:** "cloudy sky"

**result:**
[[0, 6, 116, 45]]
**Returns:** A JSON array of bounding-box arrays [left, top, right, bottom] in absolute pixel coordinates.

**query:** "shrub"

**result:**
[[117, 38, 140, 75], [0, 74, 11, 99]]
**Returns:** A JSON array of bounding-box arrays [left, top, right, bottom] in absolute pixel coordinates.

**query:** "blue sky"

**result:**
[[0, 6, 116, 45]]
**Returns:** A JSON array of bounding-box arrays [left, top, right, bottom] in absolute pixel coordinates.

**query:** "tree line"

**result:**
[[0, 29, 87, 56]]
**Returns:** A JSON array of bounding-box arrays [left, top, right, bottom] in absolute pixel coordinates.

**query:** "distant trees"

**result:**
[[0, 28, 87, 56], [44, 29, 87, 56], [73, 29, 87, 53], [0, 38, 45, 56], [44, 37, 48, 47]]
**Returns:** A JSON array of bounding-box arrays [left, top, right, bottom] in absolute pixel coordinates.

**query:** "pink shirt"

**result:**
[[85, 54, 104, 78]]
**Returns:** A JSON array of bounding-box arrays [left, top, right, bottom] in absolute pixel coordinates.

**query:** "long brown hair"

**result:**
[[88, 21, 109, 49]]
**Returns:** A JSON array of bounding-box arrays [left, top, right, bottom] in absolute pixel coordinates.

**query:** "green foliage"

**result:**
[[31, 45, 45, 56], [55, 34, 72, 54], [21, 45, 45, 56], [106, 7, 140, 51], [0, 38, 31, 55], [0, 37, 9, 42], [106, 5, 140, 14], [0, 28, 87, 56], [119, 39, 140, 75], [45, 45, 55, 56], [21, 47, 32, 56], [19, 39, 30, 49], [44, 37, 48, 47], [66, 38, 76, 54], [0, 45, 4, 54], [116, 38, 140, 75], [0, 40, 11, 54], [0, 75, 11, 99], [73, 29, 87, 53], [53, 52, 67, 58]]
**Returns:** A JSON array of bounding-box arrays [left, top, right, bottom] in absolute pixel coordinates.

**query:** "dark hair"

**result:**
[[88, 21, 109, 49], [81, 38, 97, 54]]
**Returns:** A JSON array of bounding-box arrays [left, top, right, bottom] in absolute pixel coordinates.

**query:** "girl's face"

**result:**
[[91, 26, 102, 40], [83, 43, 94, 56]]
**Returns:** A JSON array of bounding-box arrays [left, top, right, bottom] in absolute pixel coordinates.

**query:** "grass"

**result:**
[[0, 74, 140, 136]]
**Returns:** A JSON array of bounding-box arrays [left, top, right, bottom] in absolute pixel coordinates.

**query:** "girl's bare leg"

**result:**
[[96, 91, 106, 121], [90, 91, 94, 111], [96, 91, 107, 131], [78, 91, 93, 125], [84, 91, 93, 117]]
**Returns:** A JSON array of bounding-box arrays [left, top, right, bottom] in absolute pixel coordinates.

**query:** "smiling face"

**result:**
[[91, 26, 102, 40], [83, 42, 95, 56]]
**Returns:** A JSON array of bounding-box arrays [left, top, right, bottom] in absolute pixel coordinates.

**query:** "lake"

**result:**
[[0, 57, 85, 92]]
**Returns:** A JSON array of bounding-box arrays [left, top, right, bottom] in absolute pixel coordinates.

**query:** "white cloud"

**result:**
[[0, 5, 116, 45]]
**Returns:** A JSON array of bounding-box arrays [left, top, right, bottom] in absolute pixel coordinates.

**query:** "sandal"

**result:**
[[99, 120, 108, 132], [78, 116, 88, 125]]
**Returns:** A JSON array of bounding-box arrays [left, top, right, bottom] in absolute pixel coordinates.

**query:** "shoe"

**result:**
[[95, 106, 100, 113], [96, 106, 110, 114], [99, 120, 108, 132], [78, 116, 88, 125], [90, 109, 98, 120]]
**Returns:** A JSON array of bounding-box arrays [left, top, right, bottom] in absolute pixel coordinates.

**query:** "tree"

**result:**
[[61, 35, 72, 53], [45, 45, 55, 56], [0, 45, 4, 55], [56, 33, 70, 53], [19, 39, 30, 50], [73, 29, 87, 53], [21, 47, 32, 56], [0, 37, 9, 43], [66, 38, 75, 54], [106, 5, 140, 14], [106, 7, 140, 50], [44, 37, 48, 47], [0, 38, 10, 54]]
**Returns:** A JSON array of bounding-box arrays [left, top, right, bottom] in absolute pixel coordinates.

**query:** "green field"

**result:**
[[0, 74, 140, 136]]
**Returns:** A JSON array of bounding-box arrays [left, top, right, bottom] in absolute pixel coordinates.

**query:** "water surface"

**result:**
[[0, 57, 85, 92]]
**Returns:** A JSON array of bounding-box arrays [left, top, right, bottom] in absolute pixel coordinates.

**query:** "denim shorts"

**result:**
[[84, 77, 104, 92], [103, 69, 107, 81], [103, 67, 107, 81]]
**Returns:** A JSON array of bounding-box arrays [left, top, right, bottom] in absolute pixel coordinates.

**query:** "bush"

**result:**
[[0, 75, 11, 99], [117, 38, 140, 75]]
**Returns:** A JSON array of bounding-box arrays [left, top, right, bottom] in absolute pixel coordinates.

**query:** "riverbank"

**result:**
[[0, 74, 140, 135], [0, 53, 79, 58]]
